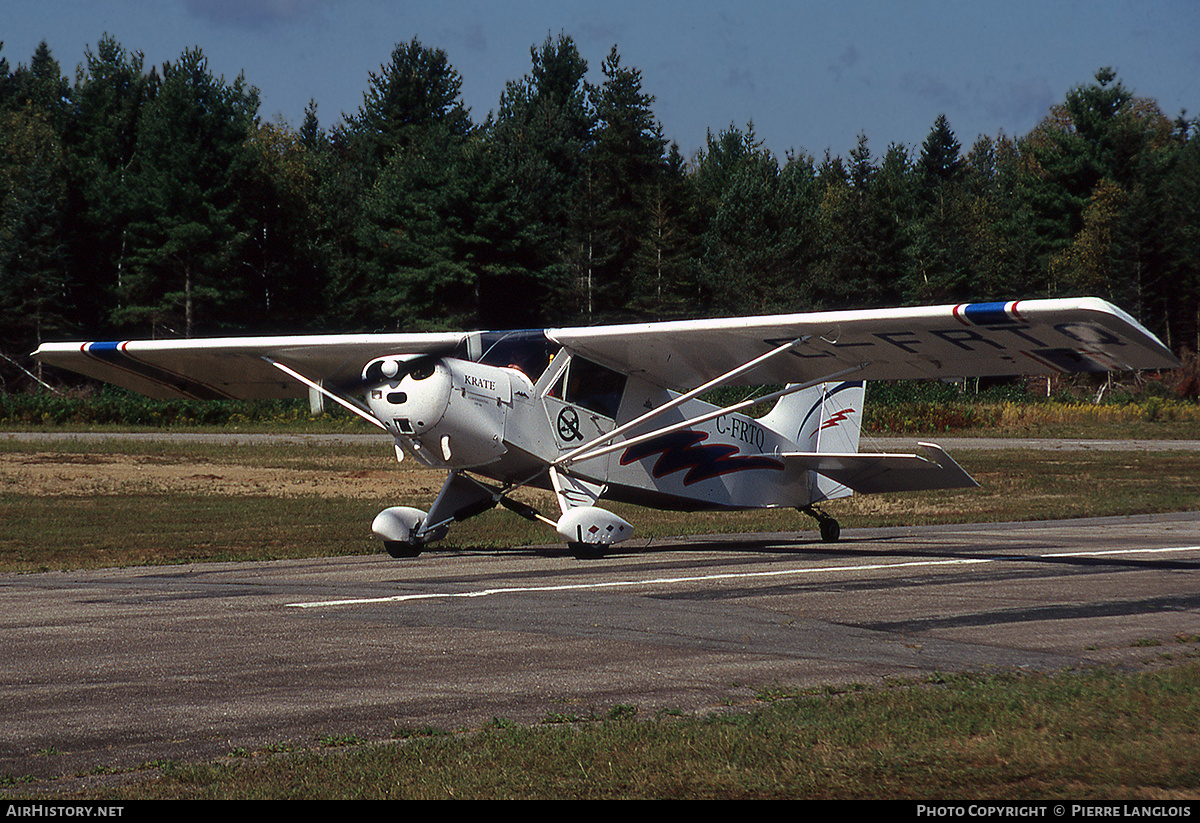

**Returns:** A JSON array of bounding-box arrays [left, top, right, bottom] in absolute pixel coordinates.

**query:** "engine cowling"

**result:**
[[363, 356, 512, 468]]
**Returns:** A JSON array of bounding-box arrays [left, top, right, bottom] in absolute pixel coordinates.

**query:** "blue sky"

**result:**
[[5, 1, 1199, 161]]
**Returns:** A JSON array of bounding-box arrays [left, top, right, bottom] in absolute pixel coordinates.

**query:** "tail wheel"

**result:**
[[819, 519, 841, 543], [801, 505, 842, 543]]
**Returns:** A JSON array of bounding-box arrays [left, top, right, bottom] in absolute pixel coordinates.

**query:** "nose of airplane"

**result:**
[[365, 358, 453, 436]]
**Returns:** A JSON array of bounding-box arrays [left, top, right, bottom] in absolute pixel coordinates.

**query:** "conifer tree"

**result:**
[[583, 46, 667, 319], [479, 34, 593, 327], [907, 115, 971, 301], [62, 35, 152, 337], [0, 43, 71, 359], [117, 48, 259, 337], [340, 40, 479, 330]]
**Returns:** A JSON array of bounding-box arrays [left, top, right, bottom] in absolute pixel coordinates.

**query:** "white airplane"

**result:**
[[34, 297, 1179, 558]]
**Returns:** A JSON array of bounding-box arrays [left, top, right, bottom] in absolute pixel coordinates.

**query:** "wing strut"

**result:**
[[264, 358, 388, 431], [554, 336, 810, 470], [555, 362, 869, 471]]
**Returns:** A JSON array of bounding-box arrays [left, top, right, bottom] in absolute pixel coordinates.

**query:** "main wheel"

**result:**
[[383, 540, 422, 558], [569, 542, 607, 560]]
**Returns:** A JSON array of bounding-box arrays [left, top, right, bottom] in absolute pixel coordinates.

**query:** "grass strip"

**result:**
[[67, 662, 1200, 800], [3, 446, 1200, 572]]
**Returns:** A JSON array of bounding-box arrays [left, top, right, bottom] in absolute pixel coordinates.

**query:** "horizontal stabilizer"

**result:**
[[781, 442, 977, 494]]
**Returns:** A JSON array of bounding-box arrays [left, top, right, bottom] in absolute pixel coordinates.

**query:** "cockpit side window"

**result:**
[[560, 356, 627, 419]]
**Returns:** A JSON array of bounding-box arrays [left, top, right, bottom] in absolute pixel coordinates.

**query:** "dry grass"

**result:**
[[866, 398, 1200, 438], [2, 436, 1199, 572]]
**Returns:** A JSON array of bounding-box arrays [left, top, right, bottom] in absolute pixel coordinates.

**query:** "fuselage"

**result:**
[[363, 337, 822, 511]]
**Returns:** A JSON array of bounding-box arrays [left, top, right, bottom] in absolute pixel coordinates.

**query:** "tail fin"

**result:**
[[760, 381, 866, 502], [760, 381, 865, 453]]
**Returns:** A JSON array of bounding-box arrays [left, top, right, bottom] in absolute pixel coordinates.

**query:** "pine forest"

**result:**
[[2, 34, 1198, 392]]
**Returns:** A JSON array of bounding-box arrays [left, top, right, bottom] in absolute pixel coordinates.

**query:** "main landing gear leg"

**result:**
[[801, 505, 841, 543]]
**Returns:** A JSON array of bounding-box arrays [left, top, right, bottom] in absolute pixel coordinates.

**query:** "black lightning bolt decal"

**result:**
[[619, 430, 784, 485]]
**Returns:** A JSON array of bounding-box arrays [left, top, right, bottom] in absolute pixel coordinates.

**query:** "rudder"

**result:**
[[760, 381, 865, 453], [761, 381, 864, 503]]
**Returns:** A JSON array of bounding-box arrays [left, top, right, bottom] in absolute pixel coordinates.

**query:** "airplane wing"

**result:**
[[33, 298, 1177, 400], [31, 333, 467, 400], [782, 443, 978, 495], [548, 298, 1179, 392]]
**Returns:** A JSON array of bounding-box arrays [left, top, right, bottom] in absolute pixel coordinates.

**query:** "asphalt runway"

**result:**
[[4, 510, 1200, 790]]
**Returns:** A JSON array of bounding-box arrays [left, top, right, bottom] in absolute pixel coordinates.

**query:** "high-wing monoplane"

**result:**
[[34, 298, 1179, 558]]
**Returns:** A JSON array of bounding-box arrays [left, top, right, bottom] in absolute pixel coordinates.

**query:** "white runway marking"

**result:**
[[286, 546, 1200, 609], [1044, 547, 1200, 558]]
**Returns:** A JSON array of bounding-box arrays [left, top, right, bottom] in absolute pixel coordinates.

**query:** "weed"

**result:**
[[607, 704, 638, 720], [316, 734, 365, 748]]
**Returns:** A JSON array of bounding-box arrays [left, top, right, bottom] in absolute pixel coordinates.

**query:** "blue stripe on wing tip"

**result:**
[[955, 302, 1021, 325], [82, 340, 229, 399]]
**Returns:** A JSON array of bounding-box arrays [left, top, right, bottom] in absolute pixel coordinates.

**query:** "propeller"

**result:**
[[264, 352, 449, 433]]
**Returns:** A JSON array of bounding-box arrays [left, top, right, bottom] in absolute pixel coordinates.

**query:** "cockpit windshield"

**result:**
[[475, 330, 558, 380]]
